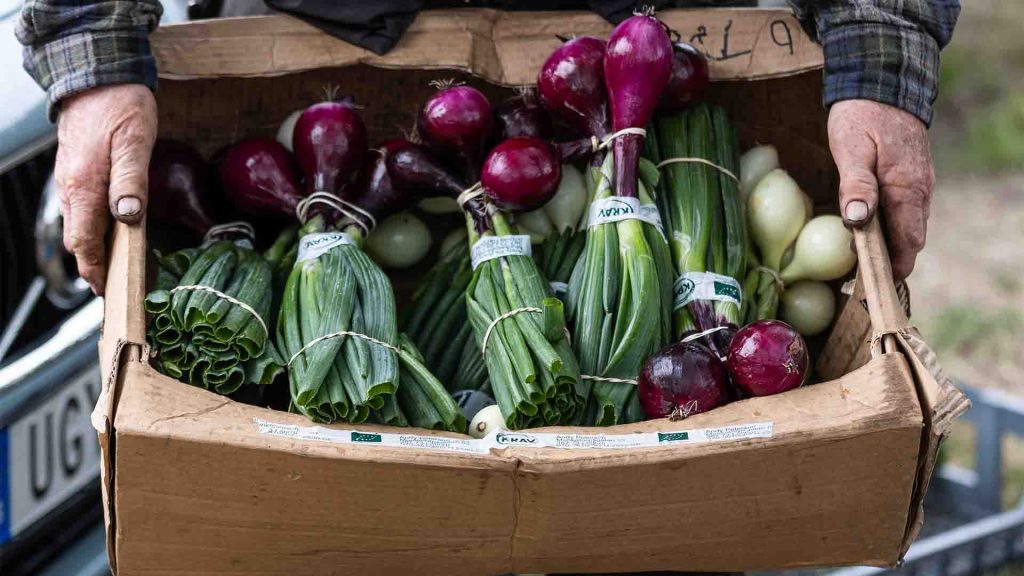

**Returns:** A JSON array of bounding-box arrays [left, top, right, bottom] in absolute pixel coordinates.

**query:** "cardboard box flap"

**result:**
[[894, 328, 970, 555], [94, 220, 147, 574], [851, 217, 970, 556], [151, 8, 822, 84], [94, 221, 147, 432]]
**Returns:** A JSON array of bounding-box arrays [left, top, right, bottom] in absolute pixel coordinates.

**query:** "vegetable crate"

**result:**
[[93, 9, 968, 575]]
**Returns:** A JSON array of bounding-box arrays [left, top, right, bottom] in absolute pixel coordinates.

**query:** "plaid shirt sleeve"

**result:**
[[787, 0, 960, 127], [15, 0, 163, 120]]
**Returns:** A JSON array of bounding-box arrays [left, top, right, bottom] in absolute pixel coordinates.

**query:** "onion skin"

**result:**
[[553, 138, 597, 164], [780, 280, 836, 337], [727, 320, 808, 397], [747, 169, 807, 270], [659, 42, 709, 110], [148, 139, 218, 238], [276, 109, 303, 152], [219, 138, 305, 220], [345, 139, 418, 225], [365, 212, 431, 269], [481, 138, 561, 212], [418, 85, 492, 180], [739, 145, 780, 197], [779, 215, 857, 283], [604, 14, 673, 198], [385, 141, 468, 199], [469, 404, 505, 439], [638, 341, 730, 421], [494, 93, 552, 140], [384, 142, 490, 230], [292, 101, 368, 195], [537, 36, 609, 139]]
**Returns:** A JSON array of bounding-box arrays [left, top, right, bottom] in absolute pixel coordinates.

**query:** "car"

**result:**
[[0, 2, 188, 574]]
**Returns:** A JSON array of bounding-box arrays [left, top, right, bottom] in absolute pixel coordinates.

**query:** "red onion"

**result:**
[[659, 42, 710, 110], [494, 92, 552, 141], [552, 138, 598, 165], [418, 84, 492, 180], [292, 100, 368, 195], [537, 36, 609, 139], [604, 14, 672, 198], [385, 141, 467, 198], [481, 138, 561, 212], [385, 142, 493, 231], [638, 341, 729, 420], [344, 139, 419, 225], [147, 139, 218, 237], [727, 320, 809, 397], [219, 138, 306, 219]]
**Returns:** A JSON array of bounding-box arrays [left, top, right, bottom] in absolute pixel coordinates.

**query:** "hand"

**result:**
[[55, 84, 157, 295], [828, 99, 934, 281]]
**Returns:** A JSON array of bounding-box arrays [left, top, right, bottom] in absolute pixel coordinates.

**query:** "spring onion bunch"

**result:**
[[218, 101, 404, 424], [387, 139, 585, 429], [277, 206, 401, 424], [649, 103, 745, 346], [402, 239, 490, 392], [545, 13, 674, 426], [146, 237, 283, 394]]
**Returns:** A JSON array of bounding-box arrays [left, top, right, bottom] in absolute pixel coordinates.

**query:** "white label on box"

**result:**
[[673, 271, 742, 311], [587, 197, 663, 231], [253, 418, 489, 455], [296, 232, 355, 263], [253, 418, 773, 454], [470, 235, 532, 270]]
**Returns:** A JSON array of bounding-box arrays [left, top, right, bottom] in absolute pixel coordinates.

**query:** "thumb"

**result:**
[[837, 162, 879, 228], [829, 108, 879, 229], [107, 100, 156, 224]]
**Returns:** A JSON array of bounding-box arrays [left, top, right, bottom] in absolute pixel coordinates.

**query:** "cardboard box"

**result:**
[[93, 9, 970, 575]]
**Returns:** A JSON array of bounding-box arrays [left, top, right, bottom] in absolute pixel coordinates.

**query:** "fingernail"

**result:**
[[117, 197, 141, 217], [845, 200, 868, 222]]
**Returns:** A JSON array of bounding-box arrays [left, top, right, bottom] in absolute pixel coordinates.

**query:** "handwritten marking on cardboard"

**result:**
[[680, 17, 796, 64]]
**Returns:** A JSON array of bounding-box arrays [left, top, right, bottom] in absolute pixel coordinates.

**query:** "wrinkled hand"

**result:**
[[829, 100, 934, 281], [55, 84, 157, 295]]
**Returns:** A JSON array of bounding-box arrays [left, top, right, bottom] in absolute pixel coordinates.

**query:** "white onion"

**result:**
[[276, 109, 303, 152], [365, 212, 432, 269], [516, 208, 554, 241], [747, 169, 807, 270], [468, 404, 505, 439], [803, 190, 815, 220], [780, 215, 857, 283], [781, 243, 795, 270], [543, 164, 587, 232], [740, 145, 779, 197], [418, 196, 461, 214], [439, 226, 467, 257], [781, 280, 837, 336]]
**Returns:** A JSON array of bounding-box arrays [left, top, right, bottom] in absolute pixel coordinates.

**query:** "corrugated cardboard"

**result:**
[[94, 9, 969, 575]]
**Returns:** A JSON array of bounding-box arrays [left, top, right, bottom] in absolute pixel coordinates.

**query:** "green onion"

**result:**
[[567, 153, 672, 426], [466, 208, 585, 429], [708, 105, 746, 327], [145, 239, 281, 394], [402, 239, 489, 392], [277, 214, 399, 424], [395, 335, 467, 432], [651, 103, 745, 338]]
